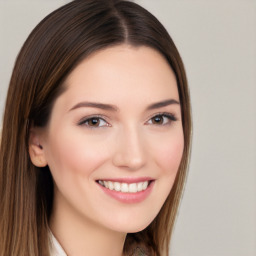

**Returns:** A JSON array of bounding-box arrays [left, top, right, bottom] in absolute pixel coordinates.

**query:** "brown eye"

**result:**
[[152, 115, 164, 125], [147, 113, 177, 126], [87, 118, 101, 127], [79, 117, 109, 127]]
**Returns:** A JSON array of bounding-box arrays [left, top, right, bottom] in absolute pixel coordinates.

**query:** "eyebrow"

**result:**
[[69, 102, 118, 112], [146, 99, 180, 110], [69, 99, 180, 112]]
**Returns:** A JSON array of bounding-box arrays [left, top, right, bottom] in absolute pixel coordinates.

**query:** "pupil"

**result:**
[[90, 118, 99, 126], [154, 116, 163, 124]]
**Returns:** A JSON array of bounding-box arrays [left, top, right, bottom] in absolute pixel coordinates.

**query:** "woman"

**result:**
[[0, 0, 191, 255]]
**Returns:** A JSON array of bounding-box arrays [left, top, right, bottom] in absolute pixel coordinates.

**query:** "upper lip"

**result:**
[[96, 177, 154, 184]]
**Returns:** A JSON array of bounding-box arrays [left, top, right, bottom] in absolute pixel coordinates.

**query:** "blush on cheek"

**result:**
[[157, 139, 184, 175], [50, 133, 111, 178]]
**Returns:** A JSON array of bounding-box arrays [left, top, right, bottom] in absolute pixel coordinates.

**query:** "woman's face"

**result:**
[[36, 45, 184, 233]]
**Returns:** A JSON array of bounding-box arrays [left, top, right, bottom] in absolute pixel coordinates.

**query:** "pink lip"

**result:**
[[96, 180, 155, 204]]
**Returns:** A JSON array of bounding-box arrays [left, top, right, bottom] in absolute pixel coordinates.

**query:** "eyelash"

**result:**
[[146, 112, 177, 126], [78, 115, 109, 128], [78, 112, 177, 128]]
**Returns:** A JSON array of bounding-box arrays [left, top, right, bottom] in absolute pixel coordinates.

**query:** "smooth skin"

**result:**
[[29, 45, 184, 256]]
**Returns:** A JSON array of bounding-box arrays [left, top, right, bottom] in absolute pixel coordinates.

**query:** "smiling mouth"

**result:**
[[96, 180, 152, 193]]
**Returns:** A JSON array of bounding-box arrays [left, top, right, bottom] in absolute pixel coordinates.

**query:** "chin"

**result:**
[[105, 213, 157, 234]]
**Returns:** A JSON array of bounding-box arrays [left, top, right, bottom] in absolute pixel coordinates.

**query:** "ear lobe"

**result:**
[[29, 129, 48, 167]]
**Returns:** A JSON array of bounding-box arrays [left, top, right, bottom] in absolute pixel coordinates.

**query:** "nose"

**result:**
[[112, 126, 146, 171]]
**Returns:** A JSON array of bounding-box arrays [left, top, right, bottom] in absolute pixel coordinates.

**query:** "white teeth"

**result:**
[[103, 181, 109, 189], [98, 180, 150, 193], [137, 182, 143, 192], [98, 180, 104, 186], [114, 182, 121, 191], [142, 181, 148, 190], [108, 181, 114, 190], [129, 183, 137, 193], [121, 183, 129, 192]]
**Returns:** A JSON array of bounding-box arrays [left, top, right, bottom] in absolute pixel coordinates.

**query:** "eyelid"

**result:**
[[77, 114, 111, 127], [145, 112, 178, 125]]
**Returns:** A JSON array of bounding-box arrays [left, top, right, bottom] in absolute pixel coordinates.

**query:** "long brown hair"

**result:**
[[0, 0, 192, 255]]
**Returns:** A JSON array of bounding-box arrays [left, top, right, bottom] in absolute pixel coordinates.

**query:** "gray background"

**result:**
[[0, 1, 255, 255]]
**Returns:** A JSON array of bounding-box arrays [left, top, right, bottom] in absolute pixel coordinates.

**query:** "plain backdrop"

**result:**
[[0, 1, 255, 256]]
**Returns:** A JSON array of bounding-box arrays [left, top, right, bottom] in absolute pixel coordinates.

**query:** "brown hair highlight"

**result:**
[[0, 1, 192, 255]]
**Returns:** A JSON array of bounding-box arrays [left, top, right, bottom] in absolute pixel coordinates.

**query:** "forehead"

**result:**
[[60, 45, 179, 108]]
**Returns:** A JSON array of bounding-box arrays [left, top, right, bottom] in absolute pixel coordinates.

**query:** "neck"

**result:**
[[49, 192, 126, 256]]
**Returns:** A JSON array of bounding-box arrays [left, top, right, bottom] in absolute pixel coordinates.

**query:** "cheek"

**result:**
[[153, 132, 184, 176], [44, 129, 111, 179]]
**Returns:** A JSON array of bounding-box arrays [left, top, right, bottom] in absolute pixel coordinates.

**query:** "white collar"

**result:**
[[49, 231, 67, 256]]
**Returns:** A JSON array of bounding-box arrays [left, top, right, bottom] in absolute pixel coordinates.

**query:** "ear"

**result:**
[[28, 128, 48, 167]]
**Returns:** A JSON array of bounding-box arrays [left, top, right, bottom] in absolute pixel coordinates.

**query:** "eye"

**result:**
[[78, 117, 109, 128], [147, 113, 177, 125]]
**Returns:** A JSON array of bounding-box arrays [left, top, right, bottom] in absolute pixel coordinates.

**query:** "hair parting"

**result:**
[[0, 1, 192, 255]]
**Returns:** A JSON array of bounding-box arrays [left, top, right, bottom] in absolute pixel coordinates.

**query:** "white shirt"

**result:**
[[49, 231, 67, 256], [48, 231, 147, 256]]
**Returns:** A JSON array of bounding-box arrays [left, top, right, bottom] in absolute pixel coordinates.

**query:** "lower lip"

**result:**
[[97, 181, 154, 204]]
